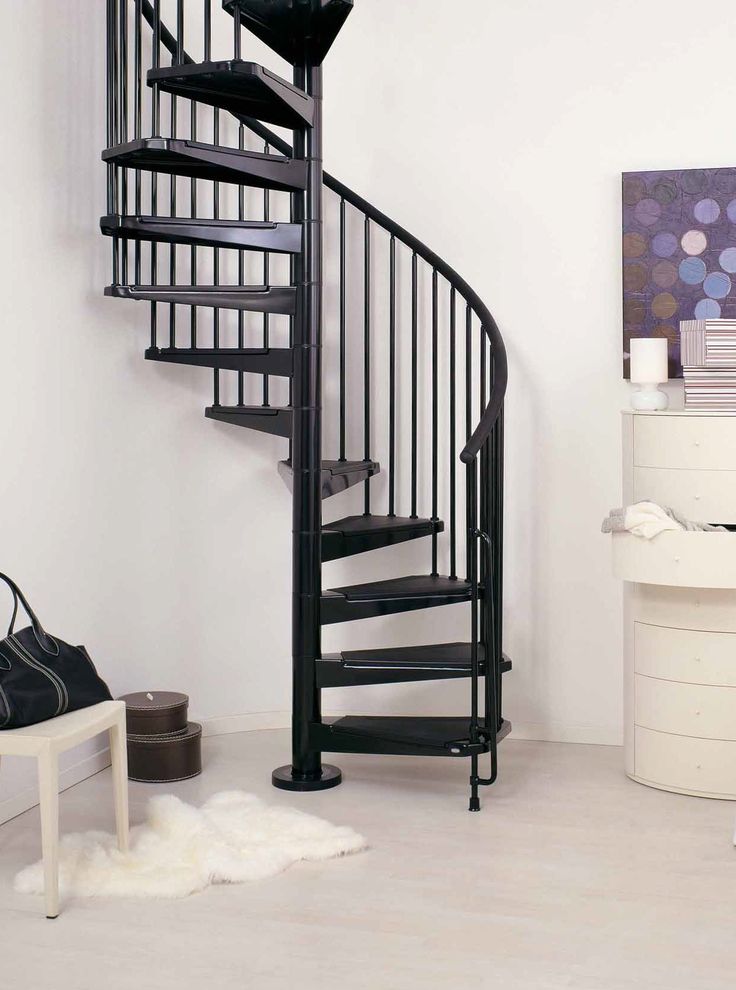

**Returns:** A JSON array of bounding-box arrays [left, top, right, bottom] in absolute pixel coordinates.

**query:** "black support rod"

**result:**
[[273, 58, 340, 793]]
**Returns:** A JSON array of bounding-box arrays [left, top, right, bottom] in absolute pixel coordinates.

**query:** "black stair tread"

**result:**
[[323, 515, 439, 537], [206, 405, 292, 438], [102, 137, 307, 192], [224, 0, 353, 66], [326, 715, 512, 749], [326, 575, 472, 603], [337, 642, 487, 669], [321, 514, 443, 562], [101, 214, 302, 254], [105, 284, 296, 314], [145, 347, 293, 376], [278, 459, 380, 499], [149, 60, 314, 129]]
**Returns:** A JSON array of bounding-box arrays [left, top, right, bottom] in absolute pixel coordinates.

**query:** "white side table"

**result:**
[[615, 410, 736, 799], [0, 700, 129, 917]]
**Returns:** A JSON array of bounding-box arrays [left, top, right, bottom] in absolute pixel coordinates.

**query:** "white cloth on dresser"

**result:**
[[601, 500, 726, 539]]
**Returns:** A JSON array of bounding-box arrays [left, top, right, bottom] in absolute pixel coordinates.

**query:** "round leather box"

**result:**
[[119, 691, 189, 736], [126, 722, 203, 783]]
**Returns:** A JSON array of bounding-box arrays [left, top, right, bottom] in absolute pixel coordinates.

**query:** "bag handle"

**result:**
[[0, 573, 59, 655]]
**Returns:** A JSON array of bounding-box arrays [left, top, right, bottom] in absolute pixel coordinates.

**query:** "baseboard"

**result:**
[[0, 711, 619, 827], [199, 712, 621, 747], [510, 721, 622, 747], [198, 711, 290, 737], [0, 747, 112, 826]]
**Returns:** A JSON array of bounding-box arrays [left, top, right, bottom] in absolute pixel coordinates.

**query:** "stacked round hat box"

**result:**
[[119, 691, 202, 783]]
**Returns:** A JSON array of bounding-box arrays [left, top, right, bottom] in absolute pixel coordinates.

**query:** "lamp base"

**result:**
[[630, 384, 668, 411]]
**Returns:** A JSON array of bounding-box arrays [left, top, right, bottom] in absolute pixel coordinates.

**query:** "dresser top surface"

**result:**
[[622, 409, 736, 417]]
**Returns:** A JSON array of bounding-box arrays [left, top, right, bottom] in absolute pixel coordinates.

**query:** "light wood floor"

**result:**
[[1, 730, 735, 989]]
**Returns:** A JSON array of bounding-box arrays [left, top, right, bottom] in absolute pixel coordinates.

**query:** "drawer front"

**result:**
[[634, 726, 736, 797], [635, 673, 736, 739], [633, 467, 736, 525], [633, 585, 736, 632], [612, 531, 736, 589], [635, 623, 736, 686], [634, 414, 736, 470]]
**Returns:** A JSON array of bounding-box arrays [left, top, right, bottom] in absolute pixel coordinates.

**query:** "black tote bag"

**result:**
[[0, 573, 112, 729]]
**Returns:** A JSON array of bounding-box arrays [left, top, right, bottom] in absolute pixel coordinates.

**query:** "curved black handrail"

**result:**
[[247, 115, 508, 465], [140, 0, 507, 465]]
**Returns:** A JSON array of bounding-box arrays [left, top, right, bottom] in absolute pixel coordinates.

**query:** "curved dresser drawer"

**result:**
[[635, 623, 736, 686], [635, 673, 736, 740], [634, 726, 736, 799], [633, 414, 736, 470], [613, 531, 736, 588], [632, 467, 736, 526]]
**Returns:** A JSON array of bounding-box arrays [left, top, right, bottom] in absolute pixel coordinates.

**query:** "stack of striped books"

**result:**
[[680, 319, 736, 409]]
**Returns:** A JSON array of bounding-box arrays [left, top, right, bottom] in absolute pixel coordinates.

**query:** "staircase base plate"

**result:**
[[271, 764, 343, 792]]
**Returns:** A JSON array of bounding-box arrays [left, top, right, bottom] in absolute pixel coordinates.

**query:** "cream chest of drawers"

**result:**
[[616, 410, 736, 799]]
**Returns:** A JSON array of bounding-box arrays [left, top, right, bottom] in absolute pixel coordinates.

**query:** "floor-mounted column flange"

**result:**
[[272, 764, 342, 791]]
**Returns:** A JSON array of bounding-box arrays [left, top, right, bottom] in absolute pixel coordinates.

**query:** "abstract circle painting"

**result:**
[[622, 166, 736, 378]]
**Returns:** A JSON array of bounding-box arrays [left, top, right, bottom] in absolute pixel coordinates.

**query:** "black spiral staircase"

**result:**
[[103, 0, 510, 811]]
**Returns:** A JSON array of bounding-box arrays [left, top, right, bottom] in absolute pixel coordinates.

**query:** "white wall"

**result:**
[[2, 0, 729, 812]]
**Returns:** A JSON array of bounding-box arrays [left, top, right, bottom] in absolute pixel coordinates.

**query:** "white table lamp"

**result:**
[[629, 337, 669, 411]]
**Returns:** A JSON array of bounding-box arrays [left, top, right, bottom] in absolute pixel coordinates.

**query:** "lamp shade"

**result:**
[[630, 337, 668, 384]]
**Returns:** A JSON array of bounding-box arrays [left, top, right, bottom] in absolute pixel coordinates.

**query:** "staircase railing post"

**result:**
[[273, 55, 341, 792]]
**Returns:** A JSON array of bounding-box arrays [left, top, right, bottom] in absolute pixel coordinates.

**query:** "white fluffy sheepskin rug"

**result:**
[[14, 791, 367, 900]]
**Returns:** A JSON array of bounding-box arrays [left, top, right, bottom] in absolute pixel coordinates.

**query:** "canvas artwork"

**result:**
[[622, 166, 736, 378]]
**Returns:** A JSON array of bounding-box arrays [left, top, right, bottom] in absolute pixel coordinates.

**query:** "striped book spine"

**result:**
[[680, 319, 736, 367], [683, 367, 736, 409]]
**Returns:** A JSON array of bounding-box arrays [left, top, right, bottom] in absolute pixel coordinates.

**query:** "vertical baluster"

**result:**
[[410, 252, 418, 518], [233, 1, 242, 58], [431, 269, 439, 574], [363, 217, 371, 515], [150, 0, 161, 348], [107, 0, 119, 284], [262, 145, 271, 406], [480, 328, 486, 419], [237, 125, 245, 405], [204, 0, 212, 59], [468, 456, 481, 812], [169, 3, 184, 348], [119, 0, 128, 285], [204, 1, 220, 405], [190, 94, 198, 348], [339, 199, 346, 460], [449, 287, 457, 580], [133, 0, 142, 285], [388, 235, 396, 516], [176, 0, 184, 62], [465, 304, 472, 579]]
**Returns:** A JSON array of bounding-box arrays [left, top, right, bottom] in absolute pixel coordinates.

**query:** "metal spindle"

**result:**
[[169, 72, 178, 348], [150, 0, 162, 348], [465, 305, 472, 440], [339, 199, 346, 460], [119, 0, 129, 284], [431, 269, 439, 574], [465, 306, 472, 580], [233, 4, 242, 58], [449, 288, 457, 579], [190, 101, 198, 348], [468, 457, 481, 811], [262, 144, 271, 406], [176, 0, 184, 63], [410, 252, 418, 518], [388, 235, 396, 516], [107, 0, 119, 283], [204, 0, 212, 61], [237, 125, 246, 406], [363, 217, 371, 515], [133, 0, 142, 284]]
